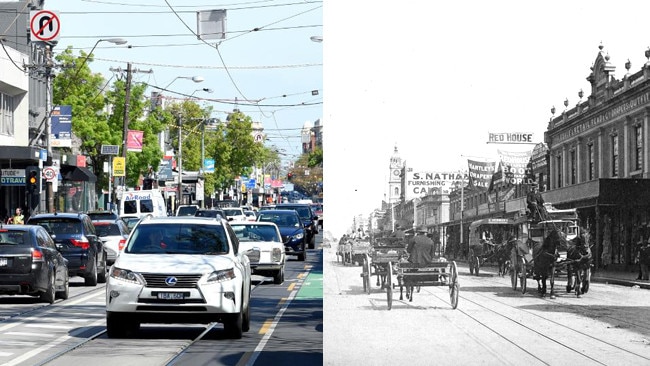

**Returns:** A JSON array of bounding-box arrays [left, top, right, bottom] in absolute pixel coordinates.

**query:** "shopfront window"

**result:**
[[556, 155, 562, 188], [588, 143, 594, 180], [611, 134, 618, 177], [570, 149, 576, 185], [635, 125, 643, 171]]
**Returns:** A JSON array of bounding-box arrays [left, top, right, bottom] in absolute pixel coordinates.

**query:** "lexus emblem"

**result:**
[[165, 276, 178, 286]]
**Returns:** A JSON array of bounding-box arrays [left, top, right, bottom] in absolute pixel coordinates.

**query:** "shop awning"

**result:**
[[63, 167, 97, 182]]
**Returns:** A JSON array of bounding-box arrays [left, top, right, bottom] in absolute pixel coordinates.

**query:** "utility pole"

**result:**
[[44, 43, 54, 213], [177, 113, 183, 209]]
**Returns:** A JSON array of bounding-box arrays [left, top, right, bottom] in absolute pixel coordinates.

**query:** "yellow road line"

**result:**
[[277, 297, 288, 307], [287, 282, 296, 291], [258, 319, 273, 334]]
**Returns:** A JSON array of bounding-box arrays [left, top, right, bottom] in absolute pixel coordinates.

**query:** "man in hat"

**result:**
[[407, 229, 436, 265], [526, 184, 547, 222]]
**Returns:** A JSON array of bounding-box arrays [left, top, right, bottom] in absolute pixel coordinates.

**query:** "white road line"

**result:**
[[26, 324, 73, 330], [4, 331, 55, 337]]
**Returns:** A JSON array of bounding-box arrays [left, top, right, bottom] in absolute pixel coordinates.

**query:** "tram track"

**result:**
[[413, 269, 650, 365]]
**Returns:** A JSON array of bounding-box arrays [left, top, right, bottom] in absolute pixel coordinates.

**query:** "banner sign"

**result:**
[[51, 105, 72, 148], [113, 157, 125, 177], [496, 149, 533, 185], [157, 156, 174, 180], [127, 130, 143, 152], [487, 132, 535, 144], [467, 159, 496, 190], [0, 169, 25, 186], [405, 168, 468, 200]]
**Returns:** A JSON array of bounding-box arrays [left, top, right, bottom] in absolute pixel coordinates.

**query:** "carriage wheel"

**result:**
[[519, 257, 527, 294], [510, 260, 518, 291], [475, 257, 480, 276], [469, 256, 474, 275], [386, 262, 393, 310], [363, 254, 371, 294], [450, 261, 459, 309]]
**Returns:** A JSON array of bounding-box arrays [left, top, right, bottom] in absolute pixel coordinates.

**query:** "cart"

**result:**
[[394, 259, 460, 310], [349, 239, 372, 266], [336, 240, 352, 265], [468, 218, 516, 276], [360, 237, 406, 307]]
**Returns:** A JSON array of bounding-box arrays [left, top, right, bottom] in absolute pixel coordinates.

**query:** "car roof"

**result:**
[[29, 212, 88, 219], [138, 216, 226, 225], [258, 209, 299, 216], [0, 224, 42, 233]]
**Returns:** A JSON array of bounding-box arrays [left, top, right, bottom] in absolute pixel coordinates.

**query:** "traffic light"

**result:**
[[287, 172, 293, 181], [25, 166, 40, 194]]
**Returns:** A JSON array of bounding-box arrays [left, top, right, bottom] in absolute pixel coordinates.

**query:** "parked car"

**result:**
[[223, 207, 247, 222], [105, 216, 252, 339], [194, 208, 225, 219], [310, 202, 323, 229], [27, 212, 108, 286], [92, 219, 130, 265], [175, 204, 199, 216], [274, 203, 319, 249], [230, 221, 285, 284], [0, 224, 69, 303], [256, 209, 306, 261]]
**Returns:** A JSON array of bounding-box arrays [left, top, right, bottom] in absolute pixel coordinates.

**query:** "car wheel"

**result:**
[[224, 308, 243, 339], [273, 266, 284, 284], [242, 289, 251, 332], [97, 253, 107, 284], [84, 257, 98, 286], [298, 243, 306, 261], [40, 272, 56, 304], [56, 272, 70, 300]]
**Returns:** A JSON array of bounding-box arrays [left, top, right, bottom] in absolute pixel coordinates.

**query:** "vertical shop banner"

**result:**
[[497, 149, 533, 185], [467, 159, 496, 190], [51, 105, 72, 147], [127, 130, 143, 152]]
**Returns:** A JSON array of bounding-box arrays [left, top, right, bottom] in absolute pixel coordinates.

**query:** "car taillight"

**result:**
[[32, 248, 44, 262], [118, 239, 126, 251], [70, 238, 90, 249]]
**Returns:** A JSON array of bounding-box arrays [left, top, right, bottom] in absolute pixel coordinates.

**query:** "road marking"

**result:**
[[4, 331, 55, 337], [258, 319, 273, 334], [277, 297, 288, 307], [287, 283, 296, 291]]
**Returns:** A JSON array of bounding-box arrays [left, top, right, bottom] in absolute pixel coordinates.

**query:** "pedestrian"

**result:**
[[407, 229, 436, 265], [635, 229, 645, 280], [12, 208, 24, 225], [639, 233, 650, 281]]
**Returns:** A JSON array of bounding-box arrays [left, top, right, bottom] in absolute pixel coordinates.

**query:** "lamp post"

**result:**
[[190, 88, 213, 98], [177, 113, 183, 209], [163, 75, 204, 90]]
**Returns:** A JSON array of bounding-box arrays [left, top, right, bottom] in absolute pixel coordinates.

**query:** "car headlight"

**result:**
[[207, 268, 236, 283], [294, 232, 304, 240], [109, 267, 145, 285], [271, 247, 282, 262]]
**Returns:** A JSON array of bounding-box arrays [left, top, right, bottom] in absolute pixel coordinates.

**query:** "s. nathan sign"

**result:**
[[405, 168, 468, 200]]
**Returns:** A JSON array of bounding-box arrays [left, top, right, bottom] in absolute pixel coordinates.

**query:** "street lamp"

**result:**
[[163, 75, 204, 90], [189, 88, 213, 98]]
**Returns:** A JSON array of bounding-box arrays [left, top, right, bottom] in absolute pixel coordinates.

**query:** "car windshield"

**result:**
[[258, 213, 300, 227], [177, 206, 198, 216], [224, 209, 243, 216], [93, 223, 122, 237], [231, 224, 280, 242], [0, 230, 27, 245], [125, 223, 229, 254]]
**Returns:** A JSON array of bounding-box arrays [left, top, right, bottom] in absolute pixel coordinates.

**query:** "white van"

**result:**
[[119, 190, 167, 218]]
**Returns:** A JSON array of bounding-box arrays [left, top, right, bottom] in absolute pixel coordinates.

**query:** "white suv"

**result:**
[[223, 207, 247, 222], [105, 216, 252, 338]]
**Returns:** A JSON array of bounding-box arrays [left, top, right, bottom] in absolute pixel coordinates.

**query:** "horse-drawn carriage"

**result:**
[[360, 236, 460, 310], [510, 206, 592, 298], [468, 218, 516, 276]]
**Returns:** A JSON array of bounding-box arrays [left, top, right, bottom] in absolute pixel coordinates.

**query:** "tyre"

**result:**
[[520, 257, 527, 294], [242, 289, 250, 333], [510, 262, 517, 291], [97, 253, 107, 284], [106, 312, 131, 338], [469, 260, 474, 275], [273, 266, 284, 284], [475, 258, 480, 276], [84, 257, 98, 286], [298, 243, 307, 261], [450, 261, 459, 309], [386, 262, 393, 310], [582, 268, 590, 294], [224, 308, 243, 339], [56, 272, 70, 300], [40, 273, 56, 304]]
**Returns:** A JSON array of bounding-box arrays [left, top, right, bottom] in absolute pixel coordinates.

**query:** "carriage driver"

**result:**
[[407, 229, 436, 265]]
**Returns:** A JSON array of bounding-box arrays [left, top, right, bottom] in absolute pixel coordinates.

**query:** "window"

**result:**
[[0, 92, 14, 136], [635, 125, 643, 171], [570, 150, 576, 185], [611, 134, 619, 177], [556, 155, 562, 188], [588, 143, 594, 180]]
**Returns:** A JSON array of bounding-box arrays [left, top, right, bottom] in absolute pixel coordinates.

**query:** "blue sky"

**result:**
[[326, 1, 650, 238], [50, 0, 322, 167]]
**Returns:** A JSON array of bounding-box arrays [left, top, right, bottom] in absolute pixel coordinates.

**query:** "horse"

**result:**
[[565, 235, 592, 297], [531, 228, 568, 299], [491, 241, 511, 276]]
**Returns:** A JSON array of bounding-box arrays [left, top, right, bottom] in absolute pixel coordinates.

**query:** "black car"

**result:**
[[257, 209, 306, 261], [87, 210, 119, 221], [0, 224, 69, 303], [195, 208, 225, 219], [28, 212, 108, 286], [274, 203, 319, 249]]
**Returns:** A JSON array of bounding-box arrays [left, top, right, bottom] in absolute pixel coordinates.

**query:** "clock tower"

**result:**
[[388, 145, 402, 204]]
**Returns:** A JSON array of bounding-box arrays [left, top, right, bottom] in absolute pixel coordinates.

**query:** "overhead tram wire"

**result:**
[[75, 0, 322, 11]]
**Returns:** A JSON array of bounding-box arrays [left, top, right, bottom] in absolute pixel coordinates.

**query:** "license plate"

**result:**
[[0, 258, 6, 267], [157, 292, 185, 300]]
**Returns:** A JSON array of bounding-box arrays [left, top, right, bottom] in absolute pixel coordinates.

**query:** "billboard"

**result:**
[[51, 105, 72, 147], [404, 168, 468, 200]]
